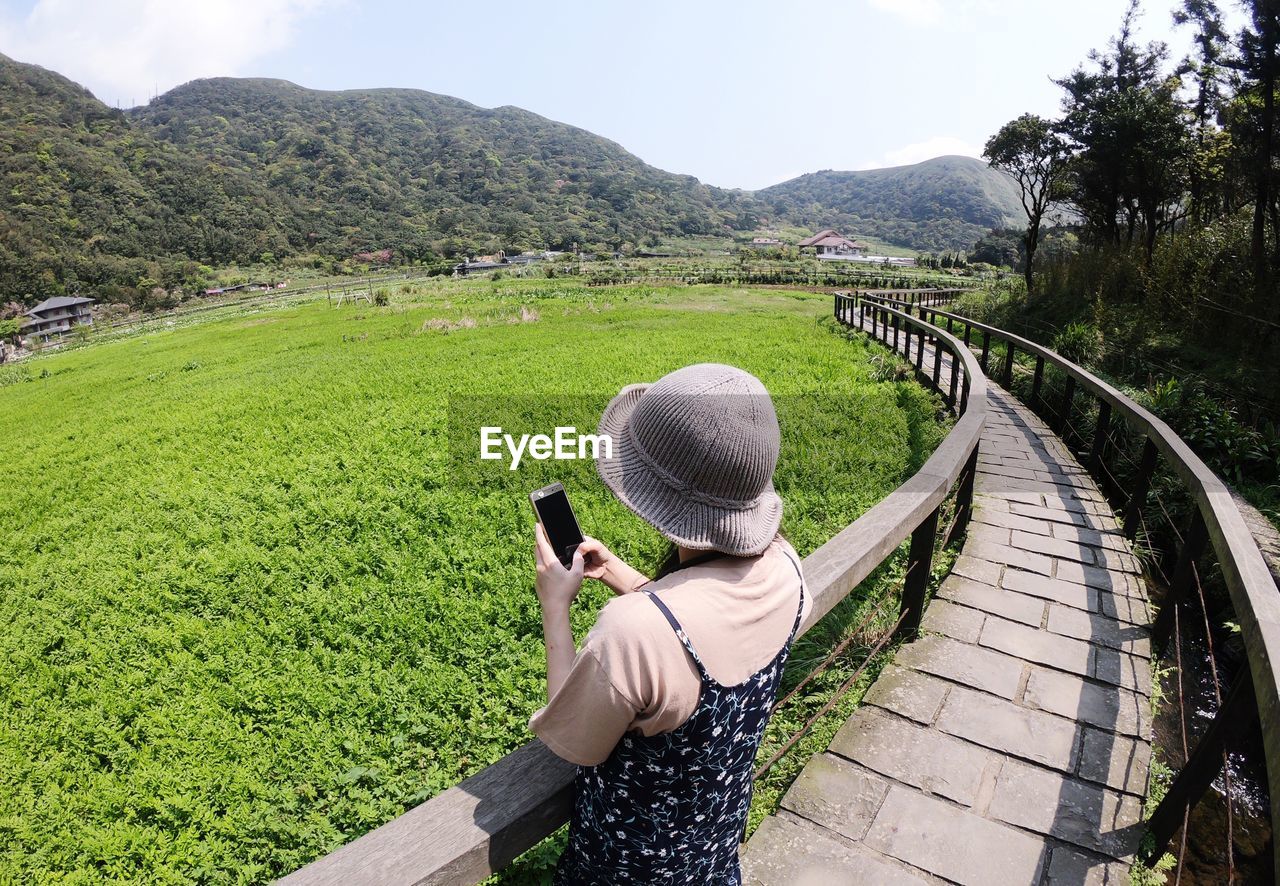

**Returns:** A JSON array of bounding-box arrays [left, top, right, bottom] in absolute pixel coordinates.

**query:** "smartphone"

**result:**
[[530, 482, 585, 568]]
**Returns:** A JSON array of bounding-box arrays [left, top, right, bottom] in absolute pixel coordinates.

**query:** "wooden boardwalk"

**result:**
[[742, 374, 1153, 884]]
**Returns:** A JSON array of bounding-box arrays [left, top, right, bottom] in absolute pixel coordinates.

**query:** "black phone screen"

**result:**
[[535, 488, 584, 567]]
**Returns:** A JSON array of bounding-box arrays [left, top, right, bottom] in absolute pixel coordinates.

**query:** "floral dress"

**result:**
[[554, 553, 805, 885]]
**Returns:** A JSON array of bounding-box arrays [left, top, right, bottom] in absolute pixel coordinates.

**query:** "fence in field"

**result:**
[[580, 264, 974, 289], [860, 290, 1280, 882], [279, 290, 987, 885]]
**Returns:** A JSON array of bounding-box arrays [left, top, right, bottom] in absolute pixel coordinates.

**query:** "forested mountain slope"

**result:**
[[0, 53, 1025, 303], [759, 155, 1025, 252], [0, 54, 298, 301], [0, 55, 755, 301], [130, 77, 758, 258]]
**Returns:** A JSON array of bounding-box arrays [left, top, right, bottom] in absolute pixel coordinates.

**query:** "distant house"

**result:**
[[452, 260, 506, 276], [21, 296, 95, 342], [797, 229, 869, 256], [750, 237, 783, 248]]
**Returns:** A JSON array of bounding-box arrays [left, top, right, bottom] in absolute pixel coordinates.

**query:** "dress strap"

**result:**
[[780, 550, 807, 641], [643, 590, 712, 679]]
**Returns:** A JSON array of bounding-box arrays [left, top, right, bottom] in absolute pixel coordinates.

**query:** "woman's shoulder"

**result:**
[[586, 591, 675, 651]]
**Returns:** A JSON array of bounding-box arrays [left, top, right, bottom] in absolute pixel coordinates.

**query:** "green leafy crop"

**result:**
[[0, 281, 944, 883]]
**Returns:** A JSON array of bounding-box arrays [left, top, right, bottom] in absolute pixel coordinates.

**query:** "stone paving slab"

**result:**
[[1022, 666, 1149, 738], [742, 326, 1153, 886], [937, 574, 1046, 626], [830, 707, 996, 806], [744, 815, 941, 885], [863, 786, 1048, 886], [919, 598, 986, 642]]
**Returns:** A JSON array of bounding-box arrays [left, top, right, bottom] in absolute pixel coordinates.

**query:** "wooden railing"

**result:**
[[858, 288, 964, 308], [862, 292, 1280, 882], [278, 295, 988, 885]]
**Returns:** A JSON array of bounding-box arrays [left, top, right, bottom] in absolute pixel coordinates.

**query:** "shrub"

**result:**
[[1051, 322, 1101, 367]]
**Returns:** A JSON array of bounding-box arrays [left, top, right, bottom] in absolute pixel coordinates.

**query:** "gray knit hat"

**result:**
[[596, 363, 783, 557]]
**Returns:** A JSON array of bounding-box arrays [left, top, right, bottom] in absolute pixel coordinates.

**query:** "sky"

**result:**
[[0, 0, 1250, 190]]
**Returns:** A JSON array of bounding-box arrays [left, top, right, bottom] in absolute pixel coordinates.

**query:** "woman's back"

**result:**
[[531, 539, 810, 763], [536, 540, 807, 884]]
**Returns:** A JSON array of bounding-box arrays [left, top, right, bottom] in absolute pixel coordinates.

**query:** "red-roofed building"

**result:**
[[797, 229, 869, 256]]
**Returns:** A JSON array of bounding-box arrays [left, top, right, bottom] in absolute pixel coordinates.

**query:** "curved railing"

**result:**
[[278, 297, 988, 885], [862, 291, 1280, 881], [860, 287, 964, 308]]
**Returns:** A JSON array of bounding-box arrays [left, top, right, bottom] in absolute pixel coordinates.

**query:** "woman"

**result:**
[[530, 362, 809, 885]]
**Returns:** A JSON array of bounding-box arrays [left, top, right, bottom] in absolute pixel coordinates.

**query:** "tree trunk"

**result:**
[[1024, 215, 1041, 295], [1254, 24, 1276, 291]]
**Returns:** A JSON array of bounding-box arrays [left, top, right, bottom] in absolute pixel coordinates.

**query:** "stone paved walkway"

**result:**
[[742, 370, 1153, 885]]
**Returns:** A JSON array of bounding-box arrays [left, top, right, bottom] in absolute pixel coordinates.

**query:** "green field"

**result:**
[[0, 281, 945, 883]]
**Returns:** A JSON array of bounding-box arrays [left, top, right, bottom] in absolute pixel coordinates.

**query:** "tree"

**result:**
[[1236, 0, 1280, 287], [984, 114, 1070, 292], [1054, 0, 1192, 263], [1174, 0, 1232, 224]]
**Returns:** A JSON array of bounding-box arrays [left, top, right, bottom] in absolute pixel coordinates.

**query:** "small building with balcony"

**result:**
[[21, 296, 96, 342]]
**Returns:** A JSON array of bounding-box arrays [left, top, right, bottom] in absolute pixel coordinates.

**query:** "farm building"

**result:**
[[750, 237, 783, 248], [797, 229, 870, 256], [20, 295, 95, 342]]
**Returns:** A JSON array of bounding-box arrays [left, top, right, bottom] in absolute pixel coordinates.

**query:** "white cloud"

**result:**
[[880, 135, 983, 167], [868, 0, 945, 27], [0, 0, 335, 106]]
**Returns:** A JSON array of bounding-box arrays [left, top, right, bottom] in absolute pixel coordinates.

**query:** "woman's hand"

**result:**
[[534, 523, 585, 612], [534, 523, 583, 700], [576, 536, 650, 595]]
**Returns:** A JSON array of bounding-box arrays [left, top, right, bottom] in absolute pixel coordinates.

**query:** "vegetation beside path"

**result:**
[[0, 281, 947, 883]]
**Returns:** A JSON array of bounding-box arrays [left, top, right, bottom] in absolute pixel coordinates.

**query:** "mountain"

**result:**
[[0, 53, 1025, 305], [758, 156, 1026, 253], [0, 55, 757, 303], [129, 77, 758, 257], [0, 54, 296, 304]]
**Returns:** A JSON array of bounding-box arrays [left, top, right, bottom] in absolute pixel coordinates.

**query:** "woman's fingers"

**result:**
[[534, 522, 557, 570], [576, 536, 609, 578]]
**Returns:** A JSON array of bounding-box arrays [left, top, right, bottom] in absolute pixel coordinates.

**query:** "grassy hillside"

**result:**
[[0, 281, 944, 882], [758, 155, 1025, 253]]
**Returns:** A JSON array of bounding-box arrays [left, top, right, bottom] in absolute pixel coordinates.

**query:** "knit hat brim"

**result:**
[[595, 383, 783, 557]]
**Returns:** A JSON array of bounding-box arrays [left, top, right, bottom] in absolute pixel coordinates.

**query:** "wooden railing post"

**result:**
[[915, 326, 925, 370], [1001, 342, 1015, 388], [892, 313, 900, 352], [903, 317, 912, 358], [1144, 667, 1258, 861], [898, 507, 941, 641], [932, 340, 942, 387], [1123, 438, 1159, 541], [1151, 509, 1210, 648], [945, 447, 980, 549], [948, 356, 959, 412], [964, 323, 972, 347], [1058, 375, 1077, 438], [1088, 400, 1112, 475], [979, 329, 990, 371], [1031, 355, 1045, 409]]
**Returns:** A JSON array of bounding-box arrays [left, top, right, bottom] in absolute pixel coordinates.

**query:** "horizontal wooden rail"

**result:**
[[279, 293, 987, 886], [862, 291, 1280, 882]]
